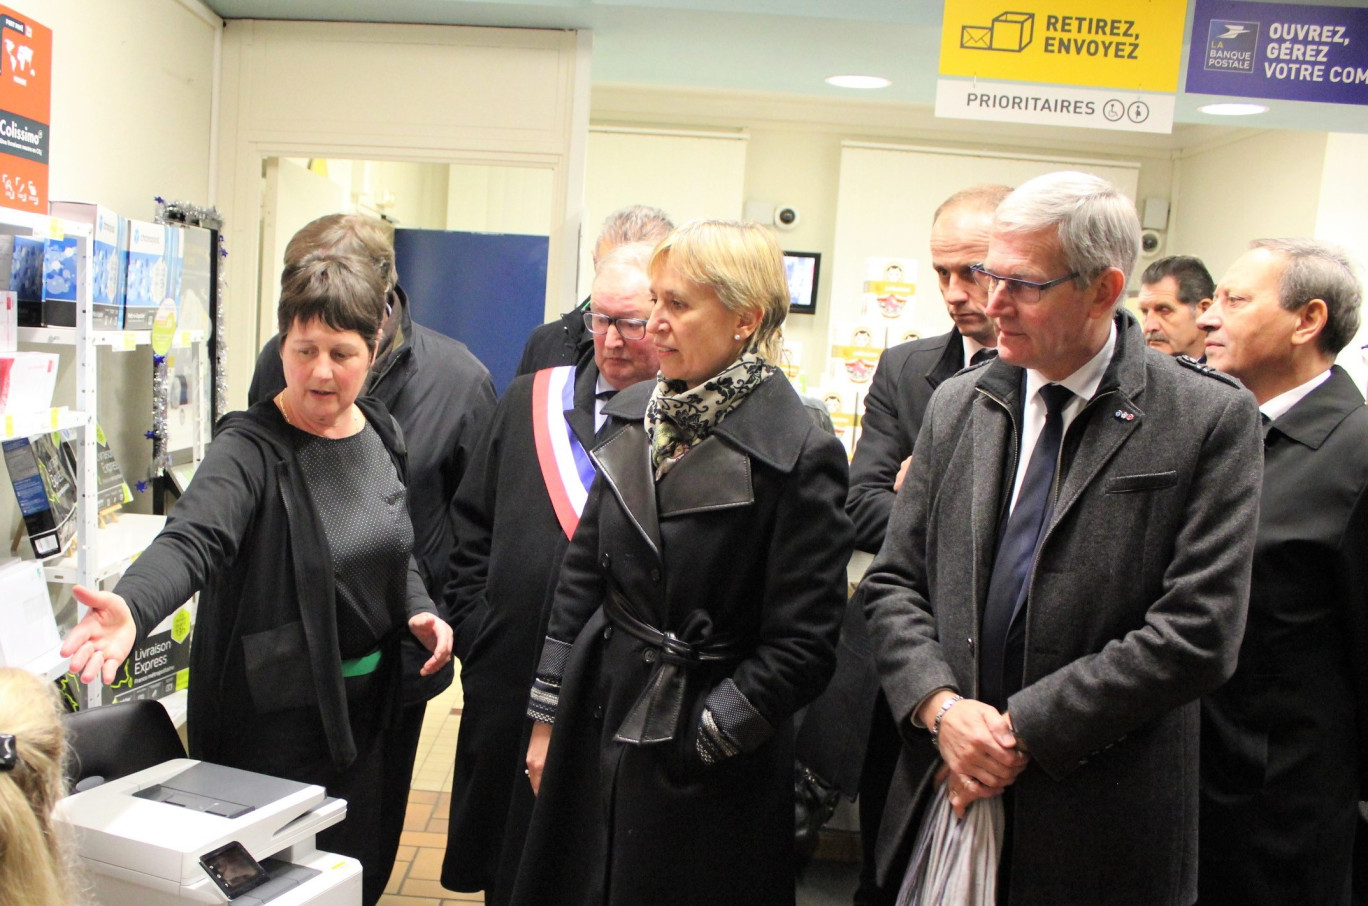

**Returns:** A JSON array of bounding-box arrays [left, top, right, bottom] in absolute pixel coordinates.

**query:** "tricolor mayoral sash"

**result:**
[[532, 365, 596, 538]]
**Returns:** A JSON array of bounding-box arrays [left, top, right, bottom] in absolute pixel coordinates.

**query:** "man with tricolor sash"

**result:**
[[440, 243, 661, 904]]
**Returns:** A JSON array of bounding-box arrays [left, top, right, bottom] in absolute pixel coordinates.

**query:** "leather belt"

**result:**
[[604, 586, 745, 746]]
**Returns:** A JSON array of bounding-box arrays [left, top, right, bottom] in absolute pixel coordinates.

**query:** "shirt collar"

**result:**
[[962, 334, 990, 365], [1261, 369, 1332, 422], [1023, 320, 1117, 407]]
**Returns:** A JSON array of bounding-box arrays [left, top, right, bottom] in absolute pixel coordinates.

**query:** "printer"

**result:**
[[55, 759, 361, 905]]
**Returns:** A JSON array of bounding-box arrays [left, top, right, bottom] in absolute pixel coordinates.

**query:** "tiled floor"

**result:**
[[378, 680, 482, 905], [378, 679, 860, 905]]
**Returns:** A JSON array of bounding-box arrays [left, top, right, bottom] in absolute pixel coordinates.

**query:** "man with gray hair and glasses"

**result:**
[[1196, 239, 1368, 906], [862, 171, 1262, 904]]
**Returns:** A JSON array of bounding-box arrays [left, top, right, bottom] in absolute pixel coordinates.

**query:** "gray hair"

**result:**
[[1250, 238, 1363, 356], [994, 171, 1141, 288], [934, 184, 1013, 224], [595, 206, 674, 261], [1141, 255, 1215, 308], [594, 241, 653, 278]]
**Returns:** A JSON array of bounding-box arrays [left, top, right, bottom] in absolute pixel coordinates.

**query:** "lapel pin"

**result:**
[[1114, 409, 1136, 422]]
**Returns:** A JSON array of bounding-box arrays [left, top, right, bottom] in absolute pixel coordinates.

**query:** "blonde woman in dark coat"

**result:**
[[514, 220, 854, 906]]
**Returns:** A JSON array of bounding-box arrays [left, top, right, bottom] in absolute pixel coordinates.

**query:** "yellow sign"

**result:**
[[940, 0, 1186, 93]]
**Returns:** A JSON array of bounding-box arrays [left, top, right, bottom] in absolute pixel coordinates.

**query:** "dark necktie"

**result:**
[[970, 348, 998, 366], [595, 389, 618, 440], [979, 383, 1074, 711]]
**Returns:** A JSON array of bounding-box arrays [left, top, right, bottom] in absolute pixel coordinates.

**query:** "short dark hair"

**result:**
[[1249, 238, 1362, 356], [1140, 256, 1215, 308], [276, 254, 387, 353]]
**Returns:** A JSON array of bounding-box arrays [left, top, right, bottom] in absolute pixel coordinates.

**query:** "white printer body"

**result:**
[[55, 759, 361, 905]]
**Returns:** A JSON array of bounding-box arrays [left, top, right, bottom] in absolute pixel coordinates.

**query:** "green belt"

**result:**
[[340, 648, 382, 678]]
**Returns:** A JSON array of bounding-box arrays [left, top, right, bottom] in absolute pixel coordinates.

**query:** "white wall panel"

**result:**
[[831, 144, 1140, 341], [217, 21, 588, 406], [580, 128, 748, 300]]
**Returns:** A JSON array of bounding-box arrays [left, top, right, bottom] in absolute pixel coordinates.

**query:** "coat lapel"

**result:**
[[565, 361, 599, 450], [970, 360, 1020, 620], [1049, 312, 1148, 530], [593, 421, 662, 556], [657, 435, 753, 517], [926, 328, 965, 390]]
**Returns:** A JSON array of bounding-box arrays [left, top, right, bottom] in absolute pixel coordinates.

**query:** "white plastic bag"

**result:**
[[895, 780, 1004, 906]]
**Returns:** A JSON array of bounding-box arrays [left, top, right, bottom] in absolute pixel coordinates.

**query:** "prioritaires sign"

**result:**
[[937, 0, 1187, 133], [1186, 0, 1368, 107], [0, 7, 48, 213]]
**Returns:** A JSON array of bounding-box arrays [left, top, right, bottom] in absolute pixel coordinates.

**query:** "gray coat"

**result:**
[[863, 311, 1262, 906]]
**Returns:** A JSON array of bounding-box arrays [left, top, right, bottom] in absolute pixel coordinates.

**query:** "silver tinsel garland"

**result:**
[[144, 198, 225, 492]]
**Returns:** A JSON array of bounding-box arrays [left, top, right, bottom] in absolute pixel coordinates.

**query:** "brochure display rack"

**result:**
[[2, 206, 214, 720]]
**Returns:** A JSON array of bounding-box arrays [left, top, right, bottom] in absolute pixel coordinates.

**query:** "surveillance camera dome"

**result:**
[[774, 206, 800, 231], [1140, 229, 1163, 258]]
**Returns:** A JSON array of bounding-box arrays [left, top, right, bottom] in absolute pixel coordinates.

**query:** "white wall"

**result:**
[[1314, 133, 1368, 390], [7, 0, 218, 545], [215, 21, 589, 409], [446, 164, 553, 236], [1171, 129, 1327, 280], [592, 86, 1176, 391]]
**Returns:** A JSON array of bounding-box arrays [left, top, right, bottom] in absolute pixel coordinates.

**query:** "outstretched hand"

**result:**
[[60, 585, 136, 684]]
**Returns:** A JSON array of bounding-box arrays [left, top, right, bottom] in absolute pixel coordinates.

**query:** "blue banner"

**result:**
[[1186, 0, 1368, 106]]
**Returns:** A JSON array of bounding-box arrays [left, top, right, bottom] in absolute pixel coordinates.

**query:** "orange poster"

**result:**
[[0, 7, 50, 213]]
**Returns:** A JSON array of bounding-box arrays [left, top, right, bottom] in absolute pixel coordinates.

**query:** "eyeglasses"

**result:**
[[583, 312, 649, 341], [970, 265, 1080, 304]]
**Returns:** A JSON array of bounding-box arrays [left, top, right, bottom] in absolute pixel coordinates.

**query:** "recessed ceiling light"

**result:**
[[826, 75, 891, 90], [1198, 102, 1269, 116]]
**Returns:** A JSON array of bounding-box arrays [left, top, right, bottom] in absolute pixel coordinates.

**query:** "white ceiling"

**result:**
[[201, 0, 1368, 137]]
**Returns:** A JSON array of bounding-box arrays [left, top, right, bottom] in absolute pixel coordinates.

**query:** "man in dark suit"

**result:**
[[1138, 255, 1214, 361], [441, 243, 660, 905], [515, 205, 673, 375], [1195, 239, 1368, 906], [845, 184, 1010, 552], [863, 171, 1262, 904], [811, 184, 1008, 906]]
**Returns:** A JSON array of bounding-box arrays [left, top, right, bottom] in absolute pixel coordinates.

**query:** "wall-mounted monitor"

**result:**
[[783, 251, 820, 316]]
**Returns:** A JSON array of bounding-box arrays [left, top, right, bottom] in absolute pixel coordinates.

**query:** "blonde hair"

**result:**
[[0, 668, 81, 906], [648, 220, 788, 361]]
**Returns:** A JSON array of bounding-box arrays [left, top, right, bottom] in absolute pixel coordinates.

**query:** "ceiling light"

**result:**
[[826, 75, 891, 90], [1198, 102, 1269, 116]]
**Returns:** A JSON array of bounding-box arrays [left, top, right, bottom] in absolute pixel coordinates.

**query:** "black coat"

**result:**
[[796, 329, 965, 794], [515, 302, 592, 376], [846, 329, 965, 553], [1199, 365, 1368, 905], [248, 289, 496, 702], [441, 363, 622, 902], [510, 374, 853, 906], [113, 397, 435, 774]]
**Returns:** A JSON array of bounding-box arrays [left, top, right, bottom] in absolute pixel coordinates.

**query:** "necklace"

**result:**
[[275, 392, 362, 436]]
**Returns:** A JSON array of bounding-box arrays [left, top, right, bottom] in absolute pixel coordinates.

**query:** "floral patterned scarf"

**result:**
[[646, 353, 778, 479]]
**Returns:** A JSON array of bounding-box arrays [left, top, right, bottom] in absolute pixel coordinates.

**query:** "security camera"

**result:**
[[1140, 229, 1163, 258], [774, 206, 800, 231]]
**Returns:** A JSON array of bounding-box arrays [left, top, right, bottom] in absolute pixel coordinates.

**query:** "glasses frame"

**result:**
[[970, 265, 1081, 304], [583, 311, 649, 341]]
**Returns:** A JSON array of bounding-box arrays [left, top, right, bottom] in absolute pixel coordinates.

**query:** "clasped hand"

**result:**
[[924, 697, 1029, 818]]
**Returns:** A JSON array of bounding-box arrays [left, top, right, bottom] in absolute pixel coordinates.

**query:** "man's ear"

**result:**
[[1291, 298, 1328, 350], [1092, 268, 1126, 317], [1197, 298, 1212, 314]]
